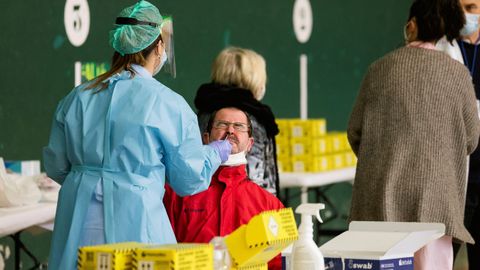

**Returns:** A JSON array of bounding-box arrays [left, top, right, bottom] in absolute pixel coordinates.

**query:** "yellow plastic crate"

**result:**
[[290, 138, 310, 156], [338, 132, 350, 151], [291, 156, 310, 172], [77, 242, 146, 270], [327, 133, 345, 153], [275, 138, 290, 156], [277, 158, 292, 173], [310, 156, 331, 172], [225, 208, 298, 268], [330, 153, 345, 170], [309, 118, 327, 137], [310, 137, 330, 155], [288, 119, 310, 138], [344, 151, 357, 167], [132, 243, 213, 270], [276, 119, 290, 139], [287, 119, 327, 138]]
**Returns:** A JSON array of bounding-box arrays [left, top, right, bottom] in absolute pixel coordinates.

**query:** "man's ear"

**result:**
[[246, 137, 254, 153], [202, 132, 210, 145]]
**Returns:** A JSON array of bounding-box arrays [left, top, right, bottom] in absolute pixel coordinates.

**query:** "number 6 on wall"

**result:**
[[293, 0, 313, 44], [293, 0, 313, 119]]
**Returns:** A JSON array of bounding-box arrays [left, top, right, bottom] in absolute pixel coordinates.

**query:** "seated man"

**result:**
[[164, 107, 284, 269]]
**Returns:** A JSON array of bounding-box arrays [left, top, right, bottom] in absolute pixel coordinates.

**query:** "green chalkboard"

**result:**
[[0, 0, 410, 160]]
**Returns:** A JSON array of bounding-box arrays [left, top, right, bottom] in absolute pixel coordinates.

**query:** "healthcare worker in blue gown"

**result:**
[[43, 1, 231, 269]]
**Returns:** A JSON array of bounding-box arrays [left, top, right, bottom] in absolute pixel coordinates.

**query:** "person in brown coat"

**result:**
[[347, 0, 480, 269]]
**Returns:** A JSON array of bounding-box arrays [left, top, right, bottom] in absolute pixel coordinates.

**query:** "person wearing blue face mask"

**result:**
[[43, 1, 231, 269], [436, 1, 480, 269], [437, 0, 480, 62], [349, 0, 480, 269]]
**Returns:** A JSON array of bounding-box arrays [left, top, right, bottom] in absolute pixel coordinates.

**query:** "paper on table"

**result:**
[[0, 157, 42, 207]]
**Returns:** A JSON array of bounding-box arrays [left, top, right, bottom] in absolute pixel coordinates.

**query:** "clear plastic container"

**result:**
[[210, 237, 231, 270]]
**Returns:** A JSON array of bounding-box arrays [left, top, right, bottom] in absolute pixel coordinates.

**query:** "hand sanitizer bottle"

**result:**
[[291, 203, 325, 270]]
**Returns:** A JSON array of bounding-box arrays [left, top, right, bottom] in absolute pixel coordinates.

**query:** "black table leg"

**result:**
[[9, 231, 42, 270]]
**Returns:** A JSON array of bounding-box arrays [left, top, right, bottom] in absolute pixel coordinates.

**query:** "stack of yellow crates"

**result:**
[[276, 119, 356, 173], [78, 242, 212, 270]]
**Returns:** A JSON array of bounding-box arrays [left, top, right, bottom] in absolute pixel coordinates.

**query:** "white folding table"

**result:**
[[279, 167, 356, 239], [279, 167, 356, 203], [0, 202, 56, 270]]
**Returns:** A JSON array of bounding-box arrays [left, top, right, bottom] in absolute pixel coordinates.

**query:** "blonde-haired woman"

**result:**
[[194, 47, 280, 196]]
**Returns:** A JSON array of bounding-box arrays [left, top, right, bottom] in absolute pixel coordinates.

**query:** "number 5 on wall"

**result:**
[[64, 0, 90, 47]]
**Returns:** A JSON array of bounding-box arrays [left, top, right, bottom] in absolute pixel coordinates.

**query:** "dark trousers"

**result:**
[[453, 182, 480, 270]]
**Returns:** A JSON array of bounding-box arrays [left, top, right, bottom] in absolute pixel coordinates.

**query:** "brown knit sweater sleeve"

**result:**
[[347, 68, 371, 155], [459, 72, 480, 154]]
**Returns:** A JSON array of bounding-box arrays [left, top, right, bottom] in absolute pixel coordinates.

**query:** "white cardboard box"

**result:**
[[319, 221, 445, 270], [4, 160, 41, 176]]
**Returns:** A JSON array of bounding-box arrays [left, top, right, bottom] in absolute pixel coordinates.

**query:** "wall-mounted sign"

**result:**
[[64, 0, 90, 47], [293, 0, 313, 43], [74, 61, 109, 86]]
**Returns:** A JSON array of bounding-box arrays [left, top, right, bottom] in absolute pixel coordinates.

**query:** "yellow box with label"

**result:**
[[277, 158, 292, 173], [225, 208, 298, 268], [275, 138, 290, 156], [310, 137, 330, 155], [327, 133, 345, 153], [232, 263, 268, 270], [309, 118, 327, 137], [344, 152, 357, 167], [276, 119, 290, 139], [330, 153, 345, 170], [287, 119, 327, 138], [288, 119, 310, 138], [78, 242, 147, 270], [338, 132, 350, 150], [290, 138, 310, 156], [310, 156, 331, 172], [291, 156, 310, 172], [132, 243, 213, 270]]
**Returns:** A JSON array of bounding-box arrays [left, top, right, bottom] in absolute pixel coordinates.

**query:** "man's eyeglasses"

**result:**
[[213, 120, 250, 132]]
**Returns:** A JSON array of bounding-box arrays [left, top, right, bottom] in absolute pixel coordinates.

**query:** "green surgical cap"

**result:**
[[109, 0, 162, 55]]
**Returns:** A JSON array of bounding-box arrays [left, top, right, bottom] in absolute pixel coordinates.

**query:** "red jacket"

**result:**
[[164, 164, 284, 269]]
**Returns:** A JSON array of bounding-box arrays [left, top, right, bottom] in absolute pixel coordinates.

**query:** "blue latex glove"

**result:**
[[208, 140, 232, 163]]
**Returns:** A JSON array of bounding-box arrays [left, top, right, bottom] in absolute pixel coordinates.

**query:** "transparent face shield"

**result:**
[[160, 16, 176, 78]]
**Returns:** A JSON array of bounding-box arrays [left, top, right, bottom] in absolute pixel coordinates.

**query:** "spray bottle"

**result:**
[[291, 203, 325, 270]]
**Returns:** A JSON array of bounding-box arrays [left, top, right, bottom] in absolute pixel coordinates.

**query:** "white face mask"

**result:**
[[153, 47, 168, 76], [222, 151, 247, 166], [461, 13, 480, 37]]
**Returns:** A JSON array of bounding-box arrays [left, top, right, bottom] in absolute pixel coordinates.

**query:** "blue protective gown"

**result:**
[[43, 65, 221, 270]]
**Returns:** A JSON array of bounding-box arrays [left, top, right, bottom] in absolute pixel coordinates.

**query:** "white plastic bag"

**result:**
[[0, 157, 42, 207], [35, 173, 60, 202]]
